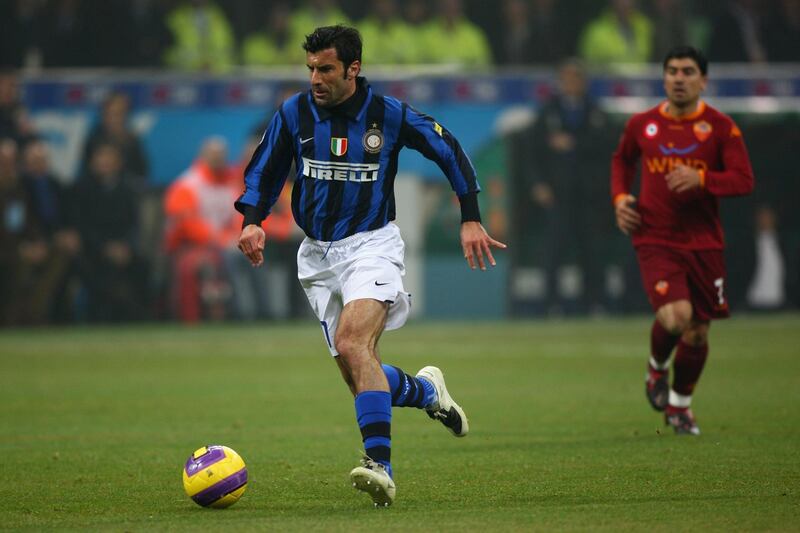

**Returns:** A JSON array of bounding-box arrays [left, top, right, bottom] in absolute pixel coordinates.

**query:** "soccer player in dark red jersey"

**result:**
[[610, 46, 754, 435]]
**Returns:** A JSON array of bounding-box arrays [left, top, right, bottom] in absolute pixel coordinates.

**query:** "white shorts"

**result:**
[[297, 223, 412, 356]]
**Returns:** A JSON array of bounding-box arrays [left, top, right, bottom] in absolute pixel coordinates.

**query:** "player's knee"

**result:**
[[334, 335, 354, 359], [658, 302, 693, 334], [659, 314, 690, 335], [333, 334, 366, 363], [682, 323, 709, 346]]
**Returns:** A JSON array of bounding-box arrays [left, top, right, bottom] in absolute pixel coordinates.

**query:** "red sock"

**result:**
[[665, 405, 687, 414], [651, 320, 680, 367], [672, 340, 708, 395]]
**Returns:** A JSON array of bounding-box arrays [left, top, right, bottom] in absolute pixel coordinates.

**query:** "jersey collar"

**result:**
[[658, 100, 706, 121], [309, 76, 371, 122]]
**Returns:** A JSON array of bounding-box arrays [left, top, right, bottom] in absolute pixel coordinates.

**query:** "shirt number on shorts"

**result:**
[[714, 277, 725, 305]]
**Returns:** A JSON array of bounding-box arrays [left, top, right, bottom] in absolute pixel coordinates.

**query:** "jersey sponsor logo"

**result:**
[[655, 280, 669, 296], [644, 156, 708, 174], [658, 143, 698, 155], [644, 121, 659, 138], [362, 128, 384, 154], [302, 157, 380, 182], [693, 121, 712, 142], [330, 137, 348, 156], [433, 122, 444, 136]]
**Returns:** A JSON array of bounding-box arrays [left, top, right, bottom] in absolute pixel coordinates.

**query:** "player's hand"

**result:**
[[460, 221, 507, 271], [614, 194, 641, 235], [665, 164, 701, 193], [238, 224, 266, 267]]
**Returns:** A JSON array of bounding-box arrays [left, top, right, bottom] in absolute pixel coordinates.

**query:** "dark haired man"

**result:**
[[611, 46, 754, 435], [236, 25, 505, 506]]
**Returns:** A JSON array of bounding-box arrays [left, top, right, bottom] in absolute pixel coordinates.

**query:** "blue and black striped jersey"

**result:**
[[235, 78, 481, 242]]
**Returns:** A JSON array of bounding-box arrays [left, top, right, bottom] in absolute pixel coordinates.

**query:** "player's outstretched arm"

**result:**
[[238, 224, 266, 267], [460, 221, 507, 271]]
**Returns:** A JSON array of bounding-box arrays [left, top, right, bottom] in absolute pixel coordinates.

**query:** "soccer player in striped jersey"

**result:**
[[235, 25, 506, 506], [611, 46, 754, 435]]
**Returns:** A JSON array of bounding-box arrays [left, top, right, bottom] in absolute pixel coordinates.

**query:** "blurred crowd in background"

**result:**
[[1, 0, 799, 70], [1, 0, 799, 326], [1, 71, 309, 325]]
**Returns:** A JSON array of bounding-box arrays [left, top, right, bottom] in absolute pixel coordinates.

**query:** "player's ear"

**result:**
[[347, 60, 361, 80]]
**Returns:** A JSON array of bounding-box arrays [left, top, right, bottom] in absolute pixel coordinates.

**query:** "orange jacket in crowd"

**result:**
[[164, 159, 294, 252]]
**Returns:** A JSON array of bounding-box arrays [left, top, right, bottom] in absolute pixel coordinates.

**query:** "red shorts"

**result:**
[[635, 245, 730, 321]]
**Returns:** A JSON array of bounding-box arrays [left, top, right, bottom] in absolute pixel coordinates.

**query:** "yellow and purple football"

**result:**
[[182, 445, 248, 508]]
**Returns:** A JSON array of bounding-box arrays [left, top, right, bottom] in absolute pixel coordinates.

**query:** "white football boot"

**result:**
[[349, 457, 395, 507], [416, 366, 469, 437]]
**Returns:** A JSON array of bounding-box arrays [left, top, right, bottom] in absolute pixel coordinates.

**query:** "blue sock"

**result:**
[[354, 391, 392, 478], [382, 364, 436, 408]]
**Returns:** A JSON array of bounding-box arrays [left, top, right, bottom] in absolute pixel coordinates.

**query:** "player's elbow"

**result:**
[[742, 172, 755, 195], [731, 171, 755, 197]]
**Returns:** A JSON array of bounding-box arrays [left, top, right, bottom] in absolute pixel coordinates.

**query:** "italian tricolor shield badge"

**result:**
[[331, 137, 348, 156]]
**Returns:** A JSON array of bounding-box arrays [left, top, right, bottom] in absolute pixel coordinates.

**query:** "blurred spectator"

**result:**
[[0, 0, 47, 69], [746, 206, 786, 310], [41, 0, 93, 68], [0, 69, 36, 147], [242, 1, 305, 67], [117, 0, 173, 67], [649, 0, 687, 61], [496, 0, 569, 66], [496, 0, 533, 65], [764, 0, 800, 62], [21, 141, 65, 240], [163, 137, 238, 322], [288, 0, 351, 51], [80, 92, 149, 186], [526, 59, 612, 313], [164, 0, 236, 73], [402, 0, 433, 64], [649, 0, 712, 60], [528, 0, 571, 65], [20, 139, 81, 322], [403, 0, 429, 27], [578, 0, 653, 67], [359, 0, 417, 65], [707, 0, 767, 63], [73, 143, 146, 322], [420, 0, 492, 66], [0, 140, 28, 323], [0, 139, 69, 324]]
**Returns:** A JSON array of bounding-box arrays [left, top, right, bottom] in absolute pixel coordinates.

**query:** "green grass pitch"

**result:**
[[1, 315, 798, 531]]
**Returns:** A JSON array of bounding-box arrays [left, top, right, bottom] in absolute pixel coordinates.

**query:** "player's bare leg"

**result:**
[[335, 299, 396, 506], [655, 300, 693, 334], [335, 298, 389, 394]]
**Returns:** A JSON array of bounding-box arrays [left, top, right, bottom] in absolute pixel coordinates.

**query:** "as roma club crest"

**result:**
[[330, 137, 348, 156], [655, 280, 670, 296], [362, 128, 384, 154], [644, 121, 659, 139], [693, 121, 712, 142]]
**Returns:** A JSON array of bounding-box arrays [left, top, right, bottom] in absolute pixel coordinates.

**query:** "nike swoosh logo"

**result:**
[[374, 281, 390, 286], [300, 137, 314, 144]]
